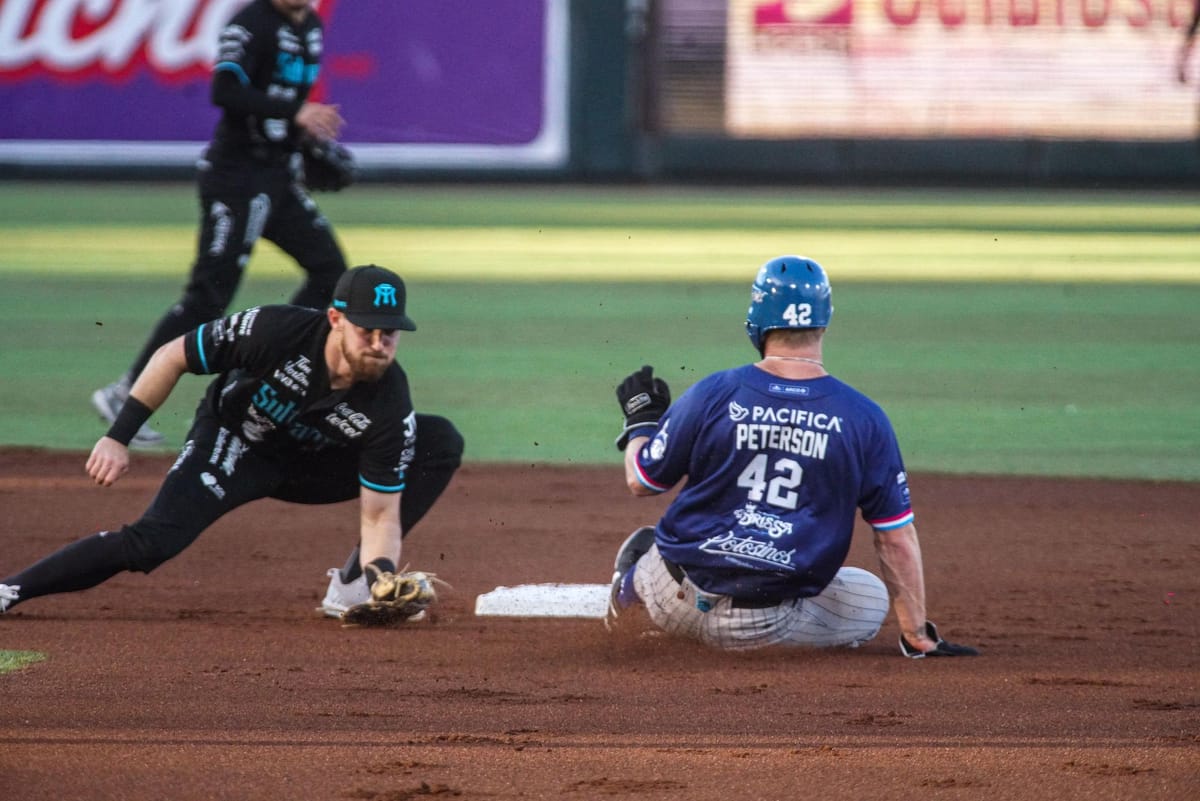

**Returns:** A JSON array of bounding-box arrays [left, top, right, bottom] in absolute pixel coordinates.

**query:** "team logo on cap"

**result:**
[[374, 283, 397, 308]]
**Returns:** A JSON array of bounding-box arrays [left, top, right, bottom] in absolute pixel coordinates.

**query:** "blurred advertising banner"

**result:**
[[726, 0, 1197, 139], [0, 0, 568, 168]]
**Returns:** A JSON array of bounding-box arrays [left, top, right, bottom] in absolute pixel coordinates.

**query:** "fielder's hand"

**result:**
[[86, 436, 131, 487], [615, 365, 671, 450], [341, 570, 442, 627], [295, 101, 344, 142], [899, 621, 979, 658]]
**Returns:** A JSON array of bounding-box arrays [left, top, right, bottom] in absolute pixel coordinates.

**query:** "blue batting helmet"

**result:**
[[745, 256, 833, 353]]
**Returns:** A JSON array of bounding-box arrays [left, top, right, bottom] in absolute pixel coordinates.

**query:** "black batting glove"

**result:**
[[615, 365, 671, 451], [899, 621, 979, 658]]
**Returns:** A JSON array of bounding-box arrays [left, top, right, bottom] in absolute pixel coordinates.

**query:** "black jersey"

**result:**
[[182, 305, 416, 494], [208, 0, 325, 165]]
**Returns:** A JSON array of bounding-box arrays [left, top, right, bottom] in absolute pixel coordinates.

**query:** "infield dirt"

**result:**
[[0, 448, 1196, 800]]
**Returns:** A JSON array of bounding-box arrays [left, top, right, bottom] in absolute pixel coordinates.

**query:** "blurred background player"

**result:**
[[2, 266, 462, 621], [92, 0, 348, 447], [606, 256, 977, 657]]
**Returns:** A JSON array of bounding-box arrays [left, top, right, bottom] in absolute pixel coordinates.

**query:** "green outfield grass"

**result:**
[[1, 182, 1197, 480]]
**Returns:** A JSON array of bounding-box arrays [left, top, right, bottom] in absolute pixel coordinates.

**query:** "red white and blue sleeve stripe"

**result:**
[[867, 509, 915, 531], [632, 456, 672, 494]]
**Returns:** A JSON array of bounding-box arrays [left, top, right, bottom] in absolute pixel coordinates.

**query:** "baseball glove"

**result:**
[[301, 138, 357, 192], [341, 570, 442, 627]]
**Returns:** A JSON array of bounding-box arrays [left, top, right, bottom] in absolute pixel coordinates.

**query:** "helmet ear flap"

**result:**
[[745, 256, 833, 353]]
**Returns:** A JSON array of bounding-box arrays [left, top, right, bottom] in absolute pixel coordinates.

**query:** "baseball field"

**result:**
[[0, 182, 1197, 799]]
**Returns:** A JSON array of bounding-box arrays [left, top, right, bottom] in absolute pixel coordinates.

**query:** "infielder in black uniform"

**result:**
[[1, 266, 463, 622], [92, 0, 348, 447]]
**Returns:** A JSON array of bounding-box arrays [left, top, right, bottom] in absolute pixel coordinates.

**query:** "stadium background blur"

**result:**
[[3, 0, 1198, 184]]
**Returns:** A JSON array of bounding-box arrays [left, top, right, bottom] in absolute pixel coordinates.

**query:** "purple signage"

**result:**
[[0, 0, 567, 168]]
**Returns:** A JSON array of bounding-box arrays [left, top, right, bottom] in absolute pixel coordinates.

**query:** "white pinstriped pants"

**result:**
[[631, 544, 890, 651]]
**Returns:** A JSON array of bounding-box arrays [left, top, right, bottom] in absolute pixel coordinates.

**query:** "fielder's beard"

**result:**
[[340, 337, 392, 383]]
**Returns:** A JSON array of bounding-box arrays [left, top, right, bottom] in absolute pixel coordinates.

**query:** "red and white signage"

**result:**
[[728, 0, 1198, 139]]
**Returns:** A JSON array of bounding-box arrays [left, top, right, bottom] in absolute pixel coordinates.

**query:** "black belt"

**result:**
[[661, 557, 778, 609]]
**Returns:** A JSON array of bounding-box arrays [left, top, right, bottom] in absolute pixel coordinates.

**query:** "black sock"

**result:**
[[363, 557, 396, 587]]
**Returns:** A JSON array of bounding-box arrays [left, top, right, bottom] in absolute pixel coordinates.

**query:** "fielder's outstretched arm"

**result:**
[[127, 336, 189, 410], [358, 487, 403, 572], [86, 336, 189, 486]]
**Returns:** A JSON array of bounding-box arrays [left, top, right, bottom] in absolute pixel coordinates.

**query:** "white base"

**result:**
[[474, 583, 610, 619]]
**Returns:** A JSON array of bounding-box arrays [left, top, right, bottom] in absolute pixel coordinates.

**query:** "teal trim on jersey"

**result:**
[[214, 61, 250, 85], [360, 475, 405, 494], [195, 324, 210, 373]]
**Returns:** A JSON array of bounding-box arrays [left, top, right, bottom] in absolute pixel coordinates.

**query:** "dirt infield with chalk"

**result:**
[[0, 448, 1196, 800]]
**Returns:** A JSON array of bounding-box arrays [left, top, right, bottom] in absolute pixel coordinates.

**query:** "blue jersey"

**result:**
[[631, 364, 913, 602]]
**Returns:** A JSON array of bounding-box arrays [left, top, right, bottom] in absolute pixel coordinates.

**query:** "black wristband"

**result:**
[[105, 396, 153, 446]]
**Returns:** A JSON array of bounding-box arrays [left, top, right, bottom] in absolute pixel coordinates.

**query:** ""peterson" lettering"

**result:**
[[735, 424, 828, 459]]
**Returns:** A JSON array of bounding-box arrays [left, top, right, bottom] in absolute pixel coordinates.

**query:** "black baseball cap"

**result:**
[[331, 265, 417, 331]]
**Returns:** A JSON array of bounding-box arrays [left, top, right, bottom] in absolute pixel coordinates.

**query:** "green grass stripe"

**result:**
[[5, 182, 1200, 233], [11, 226, 1199, 283]]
